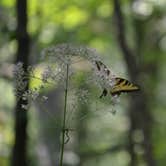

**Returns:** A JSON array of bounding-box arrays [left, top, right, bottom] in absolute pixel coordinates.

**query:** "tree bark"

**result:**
[[113, 0, 156, 166], [11, 0, 30, 166]]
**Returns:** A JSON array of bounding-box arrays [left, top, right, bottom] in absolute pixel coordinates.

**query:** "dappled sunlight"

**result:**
[[0, 0, 166, 165], [132, 1, 153, 17], [62, 6, 88, 29]]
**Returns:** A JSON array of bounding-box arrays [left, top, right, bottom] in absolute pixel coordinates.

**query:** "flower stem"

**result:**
[[59, 64, 69, 166]]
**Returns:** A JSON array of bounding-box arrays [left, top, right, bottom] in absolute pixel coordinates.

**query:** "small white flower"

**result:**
[[112, 94, 120, 105], [75, 89, 89, 104], [22, 88, 40, 102], [42, 66, 52, 82], [42, 44, 101, 65], [31, 90, 39, 100], [13, 62, 24, 76], [21, 104, 29, 110], [42, 96, 48, 101], [13, 62, 29, 97]]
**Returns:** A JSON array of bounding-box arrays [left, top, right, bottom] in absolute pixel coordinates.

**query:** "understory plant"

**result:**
[[13, 43, 119, 166]]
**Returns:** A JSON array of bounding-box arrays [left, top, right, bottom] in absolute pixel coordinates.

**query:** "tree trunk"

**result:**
[[11, 0, 30, 166], [113, 0, 156, 166]]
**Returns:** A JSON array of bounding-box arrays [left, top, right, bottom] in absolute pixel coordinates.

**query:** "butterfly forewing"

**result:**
[[110, 77, 140, 95]]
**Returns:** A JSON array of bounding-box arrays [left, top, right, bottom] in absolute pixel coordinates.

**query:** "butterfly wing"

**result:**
[[99, 89, 108, 98], [95, 61, 140, 97], [95, 61, 110, 76], [110, 77, 140, 95]]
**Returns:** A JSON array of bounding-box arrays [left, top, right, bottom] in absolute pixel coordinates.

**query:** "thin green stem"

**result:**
[[59, 64, 69, 166]]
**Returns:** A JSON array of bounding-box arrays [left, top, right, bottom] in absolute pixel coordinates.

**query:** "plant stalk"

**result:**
[[59, 64, 69, 166]]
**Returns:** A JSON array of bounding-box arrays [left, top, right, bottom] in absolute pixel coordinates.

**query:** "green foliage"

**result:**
[[0, 0, 166, 165]]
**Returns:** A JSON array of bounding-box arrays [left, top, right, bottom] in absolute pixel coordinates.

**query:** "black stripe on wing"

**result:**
[[111, 77, 140, 96]]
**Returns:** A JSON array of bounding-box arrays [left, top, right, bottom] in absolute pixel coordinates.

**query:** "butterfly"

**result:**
[[95, 61, 140, 98]]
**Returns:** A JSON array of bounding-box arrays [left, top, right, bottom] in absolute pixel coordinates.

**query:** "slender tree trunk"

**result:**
[[12, 0, 30, 166], [113, 0, 156, 166]]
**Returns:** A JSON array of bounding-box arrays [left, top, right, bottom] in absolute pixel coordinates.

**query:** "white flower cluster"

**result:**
[[13, 62, 28, 98], [22, 88, 39, 101], [13, 62, 48, 110], [41, 43, 103, 87], [21, 86, 48, 110], [41, 43, 101, 64], [92, 61, 116, 90], [41, 65, 65, 83], [75, 89, 89, 104], [13, 43, 120, 111]]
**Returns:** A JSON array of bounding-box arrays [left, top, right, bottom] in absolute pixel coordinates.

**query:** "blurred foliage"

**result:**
[[0, 0, 166, 165]]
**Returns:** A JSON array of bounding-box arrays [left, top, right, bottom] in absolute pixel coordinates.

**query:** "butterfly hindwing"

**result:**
[[99, 89, 108, 98], [110, 77, 140, 96]]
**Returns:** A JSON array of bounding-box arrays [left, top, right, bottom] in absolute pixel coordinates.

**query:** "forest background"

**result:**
[[0, 0, 166, 166]]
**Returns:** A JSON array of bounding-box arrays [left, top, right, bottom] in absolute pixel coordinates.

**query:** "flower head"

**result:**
[[13, 62, 28, 98]]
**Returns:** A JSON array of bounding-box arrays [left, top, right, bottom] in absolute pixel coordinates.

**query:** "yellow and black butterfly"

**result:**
[[95, 61, 140, 98]]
